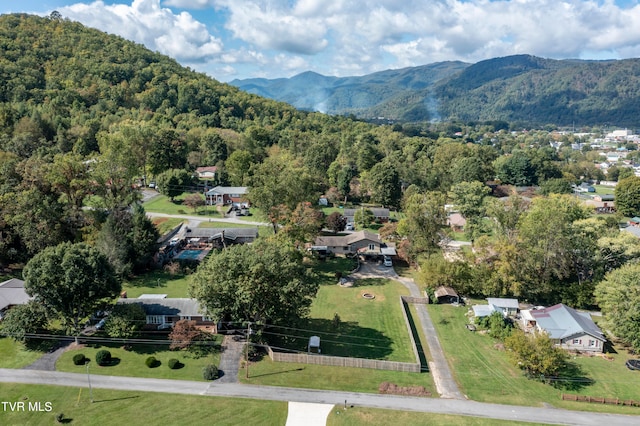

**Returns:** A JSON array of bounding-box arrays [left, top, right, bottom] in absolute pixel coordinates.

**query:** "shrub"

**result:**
[[202, 364, 218, 380], [55, 413, 64, 423], [95, 349, 111, 366], [73, 353, 86, 366], [168, 358, 180, 369], [145, 356, 159, 368]]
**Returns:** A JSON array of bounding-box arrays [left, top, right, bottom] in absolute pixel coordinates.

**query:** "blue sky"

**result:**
[[2, 0, 640, 82]]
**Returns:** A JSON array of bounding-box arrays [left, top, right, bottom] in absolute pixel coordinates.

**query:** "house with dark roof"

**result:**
[[521, 304, 606, 353], [0, 278, 31, 319], [117, 296, 216, 333], [205, 186, 248, 206], [187, 227, 259, 246], [343, 208, 390, 225], [313, 230, 395, 257]]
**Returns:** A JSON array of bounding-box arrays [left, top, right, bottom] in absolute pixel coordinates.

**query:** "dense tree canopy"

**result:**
[[614, 176, 640, 217], [190, 239, 318, 325], [23, 242, 121, 338]]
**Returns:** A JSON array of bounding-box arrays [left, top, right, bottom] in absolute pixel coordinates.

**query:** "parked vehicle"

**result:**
[[383, 256, 393, 267]]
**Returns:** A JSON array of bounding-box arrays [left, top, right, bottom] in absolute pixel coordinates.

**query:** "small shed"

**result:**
[[308, 335, 321, 354], [434, 286, 459, 304], [487, 298, 519, 316]]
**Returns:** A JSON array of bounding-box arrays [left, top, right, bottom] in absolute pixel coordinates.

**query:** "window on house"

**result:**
[[180, 316, 191, 321], [368, 244, 375, 251], [572, 339, 582, 344], [589, 340, 598, 347], [147, 315, 163, 324]]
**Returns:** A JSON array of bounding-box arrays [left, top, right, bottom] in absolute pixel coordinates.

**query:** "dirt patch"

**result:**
[[152, 217, 168, 225], [378, 382, 431, 397]]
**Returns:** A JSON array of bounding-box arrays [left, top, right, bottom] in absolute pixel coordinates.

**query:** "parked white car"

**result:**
[[383, 256, 393, 267]]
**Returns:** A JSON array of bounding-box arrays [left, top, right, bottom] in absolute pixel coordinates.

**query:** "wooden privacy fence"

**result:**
[[561, 394, 640, 407], [265, 345, 421, 372]]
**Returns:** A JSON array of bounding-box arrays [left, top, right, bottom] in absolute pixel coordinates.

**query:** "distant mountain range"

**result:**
[[231, 55, 640, 127]]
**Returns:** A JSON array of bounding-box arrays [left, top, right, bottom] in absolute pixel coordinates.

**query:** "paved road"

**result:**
[[146, 211, 269, 227], [350, 263, 465, 400], [1, 369, 638, 425]]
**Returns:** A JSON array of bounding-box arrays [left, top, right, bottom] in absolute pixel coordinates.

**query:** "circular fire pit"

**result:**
[[362, 293, 375, 300]]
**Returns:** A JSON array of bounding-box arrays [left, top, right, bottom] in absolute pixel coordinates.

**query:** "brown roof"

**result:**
[[434, 286, 458, 298]]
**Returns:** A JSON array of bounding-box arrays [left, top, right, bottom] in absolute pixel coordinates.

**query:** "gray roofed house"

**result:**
[[187, 227, 259, 244], [343, 208, 390, 224], [0, 278, 31, 318], [205, 186, 248, 206], [313, 230, 389, 256], [487, 298, 519, 316], [117, 297, 216, 332], [524, 304, 606, 353]]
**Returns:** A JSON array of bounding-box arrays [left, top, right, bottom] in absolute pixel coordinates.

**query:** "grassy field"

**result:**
[[0, 337, 50, 369], [1, 383, 287, 426], [428, 304, 640, 414], [144, 193, 225, 217], [151, 216, 185, 236], [240, 358, 433, 393], [326, 407, 545, 426], [122, 271, 191, 298], [57, 337, 222, 382], [593, 185, 616, 195]]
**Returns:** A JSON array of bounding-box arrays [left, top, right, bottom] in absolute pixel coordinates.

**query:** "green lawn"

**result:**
[[57, 337, 221, 382], [240, 358, 433, 394], [327, 407, 545, 426], [264, 277, 414, 362], [151, 216, 185, 236], [1, 383, 287, 426], [122, 271, 191, 298], [594, 185, 616, 195], [429, 304, 640, 414], [144, 193, 224, 217], [0, 337, 50, 369]]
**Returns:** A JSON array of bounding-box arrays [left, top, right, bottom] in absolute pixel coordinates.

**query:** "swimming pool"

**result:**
[[174, 249, 210, 261]]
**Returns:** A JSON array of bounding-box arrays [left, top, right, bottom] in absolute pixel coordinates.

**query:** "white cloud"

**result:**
[[60, 0, 223, 61], [162, 0, 215, 8], [49, 0, 640, 80]]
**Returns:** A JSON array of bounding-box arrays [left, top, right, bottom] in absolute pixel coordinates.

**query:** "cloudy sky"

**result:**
[[3, 0, 640, 82]]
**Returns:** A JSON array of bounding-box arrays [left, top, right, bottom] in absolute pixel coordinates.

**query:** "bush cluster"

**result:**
[[145, 356, 159, 368], [202, 364, 218, 380], [72, 353, 86, 365], [95, 350, 111, 366], [168, 358, 180, 369]]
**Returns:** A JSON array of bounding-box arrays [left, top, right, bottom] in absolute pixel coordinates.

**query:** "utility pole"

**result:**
[[85, 360, 93, 403], [245, 322, 251, 378]]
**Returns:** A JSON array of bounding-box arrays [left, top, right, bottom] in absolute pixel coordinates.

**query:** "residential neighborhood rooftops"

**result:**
[[487, 298, 519, 309], [314, 230, 381, 247], [117, 297, 204, 317], [205, 186, 248, 195], [528, 303, 604, 340], [0, 278, 31, 312]]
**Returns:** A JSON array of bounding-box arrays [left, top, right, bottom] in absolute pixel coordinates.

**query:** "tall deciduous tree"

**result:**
[[156, 168, 192, 201], [23, 242, 121, 340], [190, 239, 317, 325], [397, 191, 447, 263], [449, 180, 491, 242], [595, 263, 640, 351], [615, 176, 640, 217], [366, 160, 401, 208], [504, 331, 568, 382], [104, 303, 146, 339], [326, 211, 347, 233]]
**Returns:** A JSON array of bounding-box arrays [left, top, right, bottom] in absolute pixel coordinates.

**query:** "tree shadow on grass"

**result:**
[[265, 318, 395, 360], [246, 366, 305, 379], [550, 361, 594, 391], [93, 396, 140, 404]]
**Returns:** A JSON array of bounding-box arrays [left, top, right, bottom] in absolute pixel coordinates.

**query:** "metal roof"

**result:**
[[0, 278, 31, 311], [487, 298, 519, 309], [117, 298, 204, 317], [529, 303, 604, 340], [205, 186, 248, 195]]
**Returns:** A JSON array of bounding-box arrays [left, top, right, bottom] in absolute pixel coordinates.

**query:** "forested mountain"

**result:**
[[232, 54, 640, 127]]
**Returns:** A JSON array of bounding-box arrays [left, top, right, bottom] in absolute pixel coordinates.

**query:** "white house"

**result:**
[[521, 304, 606, 353]]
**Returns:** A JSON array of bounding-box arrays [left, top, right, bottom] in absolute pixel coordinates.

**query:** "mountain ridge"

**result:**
[[231, 55, 640, 127]]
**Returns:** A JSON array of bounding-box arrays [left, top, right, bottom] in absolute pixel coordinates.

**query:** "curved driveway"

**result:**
[[1, 369, 638, 425], [350, 263, 465, 399]]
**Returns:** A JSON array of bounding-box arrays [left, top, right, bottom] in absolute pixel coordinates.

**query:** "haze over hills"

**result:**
[[232, 55, 640, 128]]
